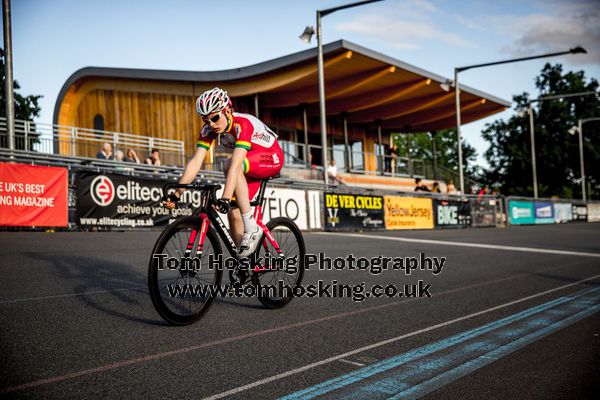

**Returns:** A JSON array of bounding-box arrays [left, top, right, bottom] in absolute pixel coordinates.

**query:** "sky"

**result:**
[[3, 0, 600, 167]]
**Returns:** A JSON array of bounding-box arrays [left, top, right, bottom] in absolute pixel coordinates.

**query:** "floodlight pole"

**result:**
[[576, 117, 600, 201], [525, 91, 596, 198], [316, 10, 327, 184], [528, 105, 537, 198], [2, 0, 15, 154], [454, 46, 586, 196], [315, 0, 384, 185]]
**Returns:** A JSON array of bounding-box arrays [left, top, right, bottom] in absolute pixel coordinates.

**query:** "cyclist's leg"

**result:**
[[222, 159, 246, 247], [227, 209, 243, 247]]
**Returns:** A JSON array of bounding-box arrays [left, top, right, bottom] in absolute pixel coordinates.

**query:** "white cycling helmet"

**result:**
[[196, 87, 232, 116]]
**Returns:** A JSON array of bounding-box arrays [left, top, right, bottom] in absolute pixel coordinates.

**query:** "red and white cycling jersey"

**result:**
[[196, 112, 283, 200], [196, 112, 279, 153]]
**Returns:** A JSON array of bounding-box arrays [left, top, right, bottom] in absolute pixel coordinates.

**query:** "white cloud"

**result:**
[[335, 0, 476, 50], [492, 0, 600, 65]]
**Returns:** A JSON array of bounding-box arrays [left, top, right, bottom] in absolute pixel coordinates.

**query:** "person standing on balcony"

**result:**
[[96, 143, 113, 160], [146, 149, 161, 166], [126, 148, 141, 163], [446, 180, 457, 194], [414, 178, 429, 192], [385, 144, 398, 173], [327, 159, 345, 185]]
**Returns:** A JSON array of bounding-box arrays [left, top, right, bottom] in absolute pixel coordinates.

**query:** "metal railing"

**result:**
[[0, 117, 186, 166]]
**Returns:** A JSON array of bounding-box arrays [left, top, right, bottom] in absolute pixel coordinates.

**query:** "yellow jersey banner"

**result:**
[[384, 196, 434, 230]]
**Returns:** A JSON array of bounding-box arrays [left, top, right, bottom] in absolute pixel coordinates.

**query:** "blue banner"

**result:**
[[534, 202, 554, 224]]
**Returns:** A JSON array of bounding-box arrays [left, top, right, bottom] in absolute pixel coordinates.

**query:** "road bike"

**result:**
[[148, 177, 305, 325]]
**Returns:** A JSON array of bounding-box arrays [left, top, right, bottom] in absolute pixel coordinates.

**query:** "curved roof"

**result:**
[[54, 40, 510, 132]]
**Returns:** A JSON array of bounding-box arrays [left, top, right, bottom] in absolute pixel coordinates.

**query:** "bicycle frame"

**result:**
[[174, 179, 283, 263]]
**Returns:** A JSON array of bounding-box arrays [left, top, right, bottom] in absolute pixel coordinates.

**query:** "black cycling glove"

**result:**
[[215, 197, 231, 214], [162, 192, 180, 208]]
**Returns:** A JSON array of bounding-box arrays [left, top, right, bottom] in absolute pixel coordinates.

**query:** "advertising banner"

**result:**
[[433, 199, 471, 228], [262, 187, 308, 230], [534, 202, 554, 224], [384, 196, 434, 230], [572, 203, 588, 222], [324, 192, 384, 230], [76, 171, 199, 229], [588, 203, 600, 222], [307, 190, 322, 229], [508, 200, 535, 225], [0, 162, 68, 227], [553, 203, 573, 223]]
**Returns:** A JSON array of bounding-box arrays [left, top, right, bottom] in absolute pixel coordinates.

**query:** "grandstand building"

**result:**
[[54, 40, 509, 189]]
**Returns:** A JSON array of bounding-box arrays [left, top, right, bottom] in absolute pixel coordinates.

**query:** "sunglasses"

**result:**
[[202, 112, 222, 124]]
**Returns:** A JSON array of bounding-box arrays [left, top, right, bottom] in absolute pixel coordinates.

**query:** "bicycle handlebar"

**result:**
[[164, 182, 222, 204], [164, 182, 222, 191]]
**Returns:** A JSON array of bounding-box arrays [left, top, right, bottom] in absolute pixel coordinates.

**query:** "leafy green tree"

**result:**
[[482, 63, 600, 199], [392, 129, 479, 181], [1, 48, 43, 149]]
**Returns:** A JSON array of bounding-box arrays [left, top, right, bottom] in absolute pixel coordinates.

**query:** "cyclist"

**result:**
[[163, 87, 283, 257]]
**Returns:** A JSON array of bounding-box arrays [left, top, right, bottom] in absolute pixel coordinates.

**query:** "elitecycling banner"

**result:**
[[324, 192, 384, 230], [76, 171, 201, 229], [433, 199, 471, 228]]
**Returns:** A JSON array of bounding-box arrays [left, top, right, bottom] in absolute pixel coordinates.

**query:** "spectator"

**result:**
[[431, 181, 441, 193], [114, 150, 125, 162], [126, 148, 141, 163], [146, 149, 161, 166], [96, 143, 112, 160], [478, 185, 490, 200], [414, 178, 429, 192], [446, 180, 456, 194], [385, 144, 398, 174], [327, 159, 345, 185]]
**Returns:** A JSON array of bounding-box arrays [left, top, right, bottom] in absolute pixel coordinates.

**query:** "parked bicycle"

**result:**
[[148, 177, 305, 325]]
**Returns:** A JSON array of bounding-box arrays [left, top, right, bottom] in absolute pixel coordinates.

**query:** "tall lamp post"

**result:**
[[300, 0, 384, 185], [518, 91, 597, 198], [454, 46, 587, 195], [569, 117, 600, 201], [2, 0, 15, 153]]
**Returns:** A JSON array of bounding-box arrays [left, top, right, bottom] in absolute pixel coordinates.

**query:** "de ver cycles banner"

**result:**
[[324, 192, 384, 230], [76, 171, 201, 229]]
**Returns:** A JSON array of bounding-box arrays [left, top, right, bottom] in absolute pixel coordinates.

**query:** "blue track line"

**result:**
[[279, 286, 600, 400]]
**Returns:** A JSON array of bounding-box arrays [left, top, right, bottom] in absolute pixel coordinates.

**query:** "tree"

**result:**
[[392, 129, 480, 182], [1, 48, 43, 149], [482, 63, 600, 199]]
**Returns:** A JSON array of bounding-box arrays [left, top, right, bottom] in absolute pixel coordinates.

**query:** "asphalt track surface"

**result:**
[[1, 223, 599, 399]]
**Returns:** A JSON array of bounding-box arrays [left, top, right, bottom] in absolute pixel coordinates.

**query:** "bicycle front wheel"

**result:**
[[148, 216, 222, 325], [251, 217, 305, 309]]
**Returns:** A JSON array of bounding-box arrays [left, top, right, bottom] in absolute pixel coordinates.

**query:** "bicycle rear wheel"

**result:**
[[251, 217, 305, 309], [148, 216, 222, 325]]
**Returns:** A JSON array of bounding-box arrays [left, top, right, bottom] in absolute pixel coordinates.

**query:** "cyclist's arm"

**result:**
[[175, 147, 208, 197], [222, 147, 247, 199]]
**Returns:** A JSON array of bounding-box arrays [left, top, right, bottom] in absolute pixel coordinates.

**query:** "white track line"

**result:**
[[312, 232, 600, 258], [339, 359, 366, 367], [202, 273, 600, 400], [0, 286, 147, 305]]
